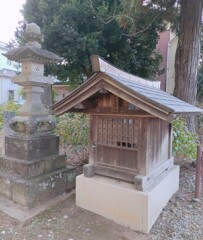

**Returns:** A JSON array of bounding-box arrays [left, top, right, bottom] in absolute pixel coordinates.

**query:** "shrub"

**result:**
[[0, 101, 20, 132], [54, 113, 89, 165], [172, 118, 198, 161]]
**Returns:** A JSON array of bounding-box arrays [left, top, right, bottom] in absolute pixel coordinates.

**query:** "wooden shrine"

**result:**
[[53, 55, 202, 191], [52, 55, 203, 233]]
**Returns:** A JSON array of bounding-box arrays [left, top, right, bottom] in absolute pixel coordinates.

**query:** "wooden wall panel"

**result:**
[[96, 146, 137, 171], [89, 115, 97, 165], [146, 118, 169, 173], [137, 118, 148, 175], [89, 114, 170, 179]]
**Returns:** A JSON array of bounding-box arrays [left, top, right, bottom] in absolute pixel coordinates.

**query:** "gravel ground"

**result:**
[[0, 161, 202, 240], [152, 162, 203, 240]]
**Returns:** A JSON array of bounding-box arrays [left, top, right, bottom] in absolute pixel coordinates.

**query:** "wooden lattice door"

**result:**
[[93, 115, 140, 181]]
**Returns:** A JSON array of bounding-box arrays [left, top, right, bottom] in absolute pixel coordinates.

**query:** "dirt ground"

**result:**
[[0, 192, 155, 240], [0, 161, 202, 240]]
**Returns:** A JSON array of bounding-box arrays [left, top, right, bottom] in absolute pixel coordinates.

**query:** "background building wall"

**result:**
[[156, 30, 178, 94], [0, 41, 23, 105]]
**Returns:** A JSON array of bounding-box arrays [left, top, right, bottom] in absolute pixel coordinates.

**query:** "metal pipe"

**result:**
[[195, 144, 202, 198]]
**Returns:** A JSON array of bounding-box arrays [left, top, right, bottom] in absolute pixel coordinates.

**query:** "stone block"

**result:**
[[5, 135, 59, 161], [0, 175, 12, 199], [12, 167, 76, 208], [12, 181, 33, 206], [0, 155, 67, 179], [0, 166, 76, 208]]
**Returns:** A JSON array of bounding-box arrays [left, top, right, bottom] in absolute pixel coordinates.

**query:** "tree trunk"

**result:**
[[173, 0, 203, 132]]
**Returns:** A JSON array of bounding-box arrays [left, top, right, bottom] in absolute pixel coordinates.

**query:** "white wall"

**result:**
[[0, 41, 22, 105], [0, 76, 23, 105]]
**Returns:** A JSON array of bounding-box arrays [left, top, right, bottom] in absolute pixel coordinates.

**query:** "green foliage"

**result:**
[[18, 88, 26, 99], [172, 118, 198, 161], [51, 89, 58, 103], [0, 101, 19, 112], [197, 64, 203, 102], [54, 113, 89, 163], [19, 0, 165, 88], [0, 101, 20, 132], [0, 114, 3, 132]]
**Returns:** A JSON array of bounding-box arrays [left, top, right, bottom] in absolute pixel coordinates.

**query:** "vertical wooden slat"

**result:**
[[168, 123, 173, 159], [89, 115, 97, 165], [141, 118, 170, 175], [137, 118, 148, 175]]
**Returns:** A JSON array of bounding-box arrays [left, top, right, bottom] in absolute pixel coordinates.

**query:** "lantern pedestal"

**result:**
[[0, 134, 75, 208]]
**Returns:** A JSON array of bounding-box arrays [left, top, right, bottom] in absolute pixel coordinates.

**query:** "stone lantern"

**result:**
[[0, 23, 75, 210]]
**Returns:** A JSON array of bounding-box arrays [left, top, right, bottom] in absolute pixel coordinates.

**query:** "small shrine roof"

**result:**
[[3, 46, 63, 64], [52, 55, 203, 121], [107, 73, 200, 114]]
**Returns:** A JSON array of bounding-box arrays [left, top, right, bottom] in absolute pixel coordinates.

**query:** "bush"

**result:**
[[172, 118, 198, 161], [0, 101, 20, 132], [54, 113, 89, 165]]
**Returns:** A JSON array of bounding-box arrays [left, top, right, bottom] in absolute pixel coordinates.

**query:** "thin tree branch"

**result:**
[[88, 0, 163, 37], [88, 0, 117, 24], [122, 11, 162, 37]]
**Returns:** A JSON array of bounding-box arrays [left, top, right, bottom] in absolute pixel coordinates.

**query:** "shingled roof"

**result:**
[[52, 55, 203, 122]]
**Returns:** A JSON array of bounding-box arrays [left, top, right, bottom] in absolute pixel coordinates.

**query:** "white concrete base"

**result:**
[[76, 165, 179, 234]]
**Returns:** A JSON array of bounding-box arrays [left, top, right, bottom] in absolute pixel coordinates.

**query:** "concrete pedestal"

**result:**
[[76, 165, 179, 234]]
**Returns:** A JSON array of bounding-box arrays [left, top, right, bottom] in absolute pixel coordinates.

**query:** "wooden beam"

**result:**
[[134, 157, 174, 191], [53, 73, 174, 121], [101, 81, 174, 122], [54, 78, 103, 115]]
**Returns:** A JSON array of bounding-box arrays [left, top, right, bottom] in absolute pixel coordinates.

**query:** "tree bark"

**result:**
[[173, 0, 203, 131]]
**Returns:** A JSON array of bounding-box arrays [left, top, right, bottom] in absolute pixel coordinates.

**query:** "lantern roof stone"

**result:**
[[3, 23, 63, 64]]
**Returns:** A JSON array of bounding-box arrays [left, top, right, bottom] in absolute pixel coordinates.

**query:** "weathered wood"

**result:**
[[89, 115, 97, 165], [168, 123, 173, 159], [96, 146, 137, 170], [101, 81, 174, 122], [52, 56, 203, 117], [94, 164, 137, 183], [111, 95, 119, 113], [137, 118, 148, 175], [51, 55, 202, 192], [53, 74, 100, 115], [92, 111, 155, 117], [98, 93, 111, 108], [90, 109, 154, 116], [146, 118, 169, 174], [53, 70, 202, 117], [83, 164, 95, 177], [134, 157, 174, 191], [88, 115, 139, 180], [136, 118, 169, 176]]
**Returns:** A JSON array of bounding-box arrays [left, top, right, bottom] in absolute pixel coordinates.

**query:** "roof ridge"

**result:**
[[91, 55, 160, 89]]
